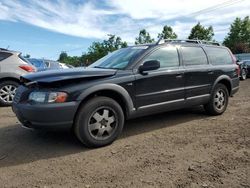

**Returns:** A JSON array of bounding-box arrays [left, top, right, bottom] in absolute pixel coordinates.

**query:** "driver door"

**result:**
[[134, 46, 185, 109]]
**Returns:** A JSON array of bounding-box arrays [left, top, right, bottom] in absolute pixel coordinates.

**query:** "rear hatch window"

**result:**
[[0, 52, 12, 61]]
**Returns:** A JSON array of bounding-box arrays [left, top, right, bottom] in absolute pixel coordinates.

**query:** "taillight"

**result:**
[[230, 53, 240, 76], [19, 65, 35, 72], [236, 65, 240, 76]]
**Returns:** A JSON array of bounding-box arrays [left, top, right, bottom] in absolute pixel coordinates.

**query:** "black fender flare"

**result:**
[[211, 75, 232, 95], [0, 73, 21, 81], [76, 83, 135, 115]]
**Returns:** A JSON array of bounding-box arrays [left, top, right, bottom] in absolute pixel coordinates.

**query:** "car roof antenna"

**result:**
[[156, 36, 164, 45]]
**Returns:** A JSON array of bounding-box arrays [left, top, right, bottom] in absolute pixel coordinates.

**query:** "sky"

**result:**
[[0, 0, 250, 60]]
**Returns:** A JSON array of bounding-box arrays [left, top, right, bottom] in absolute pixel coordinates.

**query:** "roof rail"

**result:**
[[156, 39, 221, 46], [0, 48, 9, 51]]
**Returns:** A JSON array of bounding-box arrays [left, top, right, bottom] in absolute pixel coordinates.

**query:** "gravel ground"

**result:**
[[0, 80, 249, 188]]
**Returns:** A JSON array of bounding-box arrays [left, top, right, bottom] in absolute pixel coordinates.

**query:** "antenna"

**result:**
[[156, 36, 164, 45]]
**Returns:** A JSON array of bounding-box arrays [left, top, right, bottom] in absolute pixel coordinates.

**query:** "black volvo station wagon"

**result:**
[[12, 39, 239, 147]]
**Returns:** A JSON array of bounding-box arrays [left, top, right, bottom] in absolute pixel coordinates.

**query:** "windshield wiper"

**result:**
[[93, 66, 118, 69]]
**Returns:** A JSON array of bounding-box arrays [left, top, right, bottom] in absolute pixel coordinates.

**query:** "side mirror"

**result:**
[[139, 60, 160, 73]]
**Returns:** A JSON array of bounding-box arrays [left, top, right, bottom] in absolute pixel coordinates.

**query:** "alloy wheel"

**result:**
[[0, 85, 17, 103], [214, 89, 226, 111], [87, 107, 117, 140], [242, 69, 247, 80]]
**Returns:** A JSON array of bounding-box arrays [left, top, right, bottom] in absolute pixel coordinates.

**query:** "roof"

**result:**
[[0, 48, 20, 55], [156, 39, 221, 46]]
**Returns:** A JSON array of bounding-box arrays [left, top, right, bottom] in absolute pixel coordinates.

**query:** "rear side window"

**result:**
[[0, 52, 12, 61], [144, 46, 179, 68], [205, 47, 233, 65], [181, 47, 208, 66]]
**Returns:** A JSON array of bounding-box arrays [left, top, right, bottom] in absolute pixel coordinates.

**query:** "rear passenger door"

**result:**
[[181, 46, 212, 100]]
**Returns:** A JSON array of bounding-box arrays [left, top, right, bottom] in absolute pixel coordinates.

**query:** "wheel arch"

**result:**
[[212, 75, 232, 96], [0, 77, 20, 84], [76, 84, 135, 120]]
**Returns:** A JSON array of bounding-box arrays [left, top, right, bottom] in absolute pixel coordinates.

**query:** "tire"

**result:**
[[74, 96, 124, 148], [204, 83, 229, 116], [0, 80, 19, 106], [240, 69, 247, 80]]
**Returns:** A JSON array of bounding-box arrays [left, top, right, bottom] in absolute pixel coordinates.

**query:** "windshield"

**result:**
[[89, 46, 148, 69]]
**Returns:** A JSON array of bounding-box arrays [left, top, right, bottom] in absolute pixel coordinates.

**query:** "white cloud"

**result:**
[[0, 0, 249, 42]]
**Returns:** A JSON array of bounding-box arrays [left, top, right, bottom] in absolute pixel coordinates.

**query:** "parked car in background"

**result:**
[[27, 58, 66, 71], [12, 39, 239, 148], [236, 60, 248, 80], [59, 62, 74, 69], [242, 60, 250, 77], [0, 48, 36, 106]]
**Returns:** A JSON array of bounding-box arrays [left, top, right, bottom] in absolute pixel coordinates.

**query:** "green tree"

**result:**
[[86, 34, 127, 64], [135, 29, 155, 45], [158, 25, 177, 39], [188, 22, 214, 41], [58, 34, 127, 66], [224, 16, 250, 54], [58, 51, 68, 62]]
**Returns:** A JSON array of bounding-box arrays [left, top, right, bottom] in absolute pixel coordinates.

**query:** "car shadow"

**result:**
[[0, 106, 208, 168]]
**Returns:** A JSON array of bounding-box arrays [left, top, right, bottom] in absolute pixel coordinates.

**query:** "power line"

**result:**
[[187, 0, 245, 17], [51, 0, 246, 58]]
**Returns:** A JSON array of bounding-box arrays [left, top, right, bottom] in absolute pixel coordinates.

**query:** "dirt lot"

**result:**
[[0, 80, 249, 188]]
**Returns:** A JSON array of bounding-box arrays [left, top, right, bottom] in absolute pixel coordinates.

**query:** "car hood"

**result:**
[[21, 67, 117, 84]]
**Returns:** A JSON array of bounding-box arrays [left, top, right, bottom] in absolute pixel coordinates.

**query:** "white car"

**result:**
[[0, 48, 36, 106], [59, 62, 74, 69]]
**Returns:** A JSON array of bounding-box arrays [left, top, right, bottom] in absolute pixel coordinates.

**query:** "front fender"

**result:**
[[76, 83, 135, 115]]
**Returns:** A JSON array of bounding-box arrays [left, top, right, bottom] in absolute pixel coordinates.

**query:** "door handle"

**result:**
[[176, 74, 183, 78], [208, 71, 214, 75]]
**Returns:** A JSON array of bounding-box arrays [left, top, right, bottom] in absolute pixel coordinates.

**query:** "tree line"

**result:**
[[59, 16, 250, 67]]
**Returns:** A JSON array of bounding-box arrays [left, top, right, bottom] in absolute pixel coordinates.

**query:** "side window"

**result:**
[[181, 47, 208, 66], [144, 46, 179, 68], [45, 61, 50, 67], [205, 47, 233, 65], [0, 52, 12, 61]]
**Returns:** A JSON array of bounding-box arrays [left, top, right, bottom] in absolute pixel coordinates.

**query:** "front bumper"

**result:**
[[12, 101, 80, 130]]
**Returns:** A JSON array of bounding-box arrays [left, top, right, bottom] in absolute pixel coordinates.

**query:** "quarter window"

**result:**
[[205, 47, 233, 65], [181, 47, 208, 66], [144, 46, 179, 68]]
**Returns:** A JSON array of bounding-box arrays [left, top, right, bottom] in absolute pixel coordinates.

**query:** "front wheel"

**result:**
[[74, 96, 124, 148], [204, 84, 229, 115]]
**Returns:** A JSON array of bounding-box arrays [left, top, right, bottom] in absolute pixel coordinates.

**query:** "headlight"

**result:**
[[29, 92, 68, 103]]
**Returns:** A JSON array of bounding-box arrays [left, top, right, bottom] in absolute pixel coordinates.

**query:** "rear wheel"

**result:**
[[204, 83, 229, 115], [240, 69, 247, 80], [74, 96, 124, 148], [0, 80, 19, 106]]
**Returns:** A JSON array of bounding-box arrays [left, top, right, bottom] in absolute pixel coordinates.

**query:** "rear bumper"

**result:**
[[231, 86, 239, 96], [231, 77, 240, 96], [12, 101, 80, 130]]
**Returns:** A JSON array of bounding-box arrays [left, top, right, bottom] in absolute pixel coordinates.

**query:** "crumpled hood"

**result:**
[[21, 67, 117, 84]]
